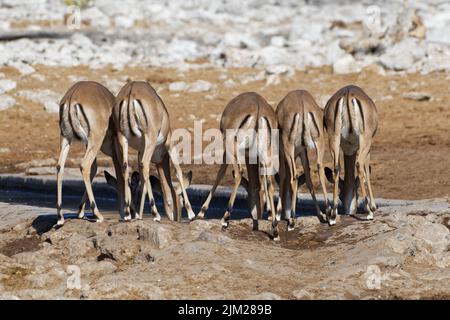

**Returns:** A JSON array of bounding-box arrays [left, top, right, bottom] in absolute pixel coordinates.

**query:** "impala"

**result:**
[[57, 81, 125, 225], [324, 85, 378, 223], [276, 90, 330, 229], [113, 81, 195, 222], [196, 92, 279, 239]]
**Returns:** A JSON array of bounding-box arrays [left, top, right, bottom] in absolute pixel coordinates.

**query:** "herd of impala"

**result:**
[[56, 80, 378, 241]]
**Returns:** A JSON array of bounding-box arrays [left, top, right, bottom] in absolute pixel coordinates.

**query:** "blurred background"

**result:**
[[0, 0, 448, 199]]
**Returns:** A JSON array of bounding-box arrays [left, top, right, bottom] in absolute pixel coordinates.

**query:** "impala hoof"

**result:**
[[273, 235, 280, 242], [56, 219, 64, 226], [328, 219, 336, 226], [221, 219, 229, 229]]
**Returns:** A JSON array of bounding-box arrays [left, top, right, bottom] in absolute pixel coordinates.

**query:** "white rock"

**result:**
[[43, 100, 59, 113], [224, 79, 236, 88], [10, 61, 35, 75], [0, 79, 16, 94], [265, 74, 280, 86], [168, 81, 188, 92], [0, 95, 15, 111], [379, 38, 426, 71], [265, 64, 294, 76], [292, 289, 313, 299], [270, 36, 286, 47], [115, 15, 135, 29], [188, 80, 213, 93], [332, 55, 359, 74]]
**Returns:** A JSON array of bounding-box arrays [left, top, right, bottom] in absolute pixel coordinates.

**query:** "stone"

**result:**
[[246, 292, 282, 300], [379, 38, 426, 71], [415, 223, 450, 253], [333, 55, 359, 74], [15, 158, 57, 170], [270, 36, 286, 47], [188, 80, 213, 93], [0, 95, 15, 111], [198, 230, 233, 245], [168, 81, 188, 92], [43, 100, 59, 113], [10, 61, 35, 75], [114, 15, 134, 29], [0, 79, 16, 94], [292, 289, 313, 299], [402, 92, 432, 101], [25, 167, 55, 176]]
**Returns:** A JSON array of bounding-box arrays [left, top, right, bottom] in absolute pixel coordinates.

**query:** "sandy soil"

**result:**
[[0, 65, 449, 200]]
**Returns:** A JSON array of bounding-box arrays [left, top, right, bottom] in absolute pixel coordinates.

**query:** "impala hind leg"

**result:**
[[299, 149, 319, 217], [156, 152, 178, 222], [356, 141, 374, 220], [221, 162, 243, 228], [117, 132, 132, 221], [56, 137, 70, 226], [365, 153, 377, 212], [246, 163, 262, 231], [78, 159, 98, 219], [314, 139, 329, 223], [197, 154, 228, 219], [329, 138, 341, 226], [80, 144, 103, 223], [138, 137, 158, 220]]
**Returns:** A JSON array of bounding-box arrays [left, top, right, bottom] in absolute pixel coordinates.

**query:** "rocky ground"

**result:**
[[0, 198, 448, 299], [0, 0, 449, 300]]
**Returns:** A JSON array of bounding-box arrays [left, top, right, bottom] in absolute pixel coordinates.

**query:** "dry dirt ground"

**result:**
[[0, 198, 449, 300], [0, 65, 449, 200]]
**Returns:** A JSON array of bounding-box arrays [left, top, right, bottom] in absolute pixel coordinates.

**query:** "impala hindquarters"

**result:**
[[196, 92, 280, 239], [57, 81, 123, 225], [276, 90, 329, 229], [324, 85, 378, 223], [113, 81, 195, 222]]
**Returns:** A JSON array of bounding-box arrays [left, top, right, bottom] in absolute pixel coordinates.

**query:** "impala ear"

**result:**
[[104, 170, 117, 190], [297, 173, 306, 187], [324, 167, 334, 184]]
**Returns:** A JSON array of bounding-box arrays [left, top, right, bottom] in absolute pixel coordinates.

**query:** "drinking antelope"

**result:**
[[276, 90, 330, 229], [113, 81, 195, 222], [57, 81, 124, 225], [324, 85, 378, 223], [196, 92, 279, 238]]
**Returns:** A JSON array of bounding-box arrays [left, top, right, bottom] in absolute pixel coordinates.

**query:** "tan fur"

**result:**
[[113, 81, 194, 222], [276, 90, 330, 229], [324, 85, 378, 223], [57, 81, 123, 225], [196, 92, 279, 239]]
